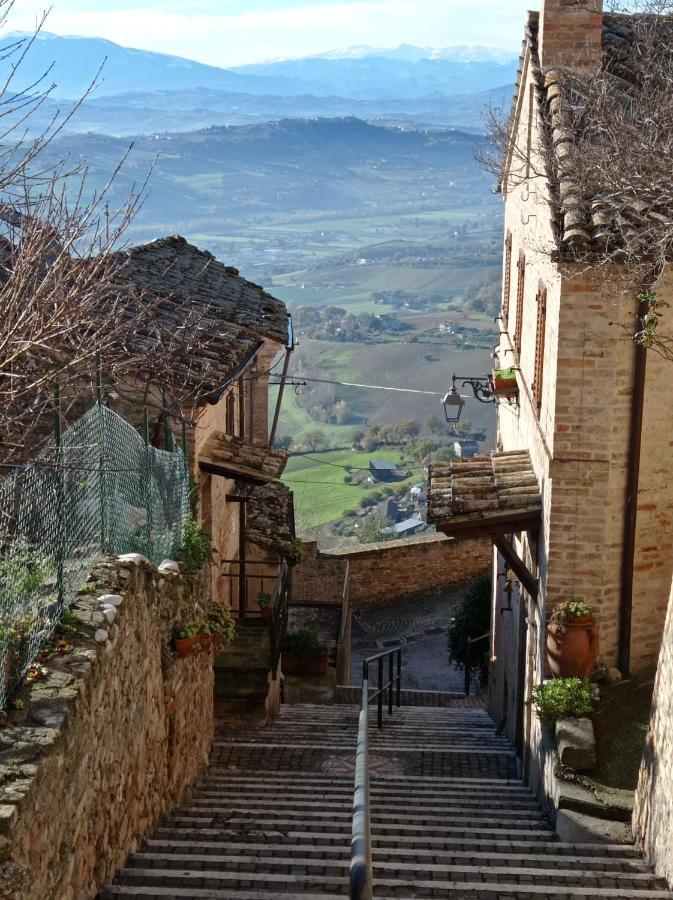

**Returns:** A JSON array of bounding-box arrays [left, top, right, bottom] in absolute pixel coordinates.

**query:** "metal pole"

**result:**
[[378, 656, 383, 729], [54, 386, 64, 610], [465, 638, 472, 696], [143, 407, 152, 558], [396, 649, 401, 707], [270, 348, 293, 447], [350, 669, 372, 900], [388, 652, 394, 716]]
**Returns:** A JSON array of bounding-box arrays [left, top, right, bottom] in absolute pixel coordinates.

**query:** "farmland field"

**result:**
[[283, 448, 412, 529]]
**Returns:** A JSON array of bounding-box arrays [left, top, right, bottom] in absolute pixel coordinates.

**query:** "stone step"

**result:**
[[149, 827, 638, 858], [335, 686, 470, 706], [141, 839, 649, 871], [202, 771, 533, 792], [108, 867, 673, 896], [187, 795, 546, 819], [164, 814, 557, 839], [192, 788, 541, 811]]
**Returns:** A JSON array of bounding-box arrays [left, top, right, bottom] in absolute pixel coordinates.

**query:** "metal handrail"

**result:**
[[464, 630, 490, 696], [350, 646, 402, 900]]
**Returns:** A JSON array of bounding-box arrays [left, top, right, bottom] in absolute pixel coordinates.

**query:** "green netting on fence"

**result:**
[[0, 404, 190, 709]]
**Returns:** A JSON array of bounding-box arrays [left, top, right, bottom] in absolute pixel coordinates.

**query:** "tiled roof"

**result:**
[[198, 431, 288, 482], [505, 12, 673, 254], [428, 450, 541, 536], [233, 478, 296, 558], [114, 236, 290, 345]]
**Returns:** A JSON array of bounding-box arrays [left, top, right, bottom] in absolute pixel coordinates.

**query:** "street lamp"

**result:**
[[442, 386, 465, 425]]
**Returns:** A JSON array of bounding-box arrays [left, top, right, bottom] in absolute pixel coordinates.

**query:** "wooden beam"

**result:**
[[493, 535, 538, 600]]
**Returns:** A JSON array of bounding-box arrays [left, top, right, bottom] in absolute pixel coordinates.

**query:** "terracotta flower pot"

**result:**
[[281, 652, 301, 675], [199, 634, 216, 650], [258, 606, 273, 623], [546, 615, 599, 678], [174, 635, 199, 658]]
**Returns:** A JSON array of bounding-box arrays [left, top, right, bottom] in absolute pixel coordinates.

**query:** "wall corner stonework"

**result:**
[[0, 555, 214, 900]]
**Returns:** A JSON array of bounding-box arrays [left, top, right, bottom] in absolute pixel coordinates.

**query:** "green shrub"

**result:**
[[283, 628, 326, 660], [493, 367, 516, 380], [178, 520, 212, 573], [447, 573, 491, 683], [530, 677, 596, 727], [548, 600, 593, 635]]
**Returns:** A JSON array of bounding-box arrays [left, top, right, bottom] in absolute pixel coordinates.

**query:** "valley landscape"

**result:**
[[18, 32, 513, 541]]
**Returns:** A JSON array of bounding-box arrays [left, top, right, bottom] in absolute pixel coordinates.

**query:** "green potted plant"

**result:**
[[491, 367, 518, 398], [546, 600, 599, 678], [173, 622, 200, 658], [282, 628, 329, 676], [208, 603, 236, 650], [530, 677, 597, 727], [256, 591, 273, 623]]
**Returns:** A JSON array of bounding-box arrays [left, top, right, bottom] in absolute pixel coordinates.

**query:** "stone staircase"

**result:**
[[101, 696, 673, 899]]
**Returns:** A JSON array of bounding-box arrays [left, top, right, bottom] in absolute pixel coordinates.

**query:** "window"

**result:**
[[514, 251, 525, 354], [502, 232, 513, 324], [225, 392, 235, 436], [533, 283, 547, 413]]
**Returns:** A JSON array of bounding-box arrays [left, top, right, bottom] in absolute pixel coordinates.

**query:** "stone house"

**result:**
[[114, 236, 297, 617], [428, 0, 673, 795]]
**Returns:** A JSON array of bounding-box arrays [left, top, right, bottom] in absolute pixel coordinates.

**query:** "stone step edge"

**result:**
[[128, 852, 657, 880], [112, 869, 673, 896], [140, 840, 647, 867]]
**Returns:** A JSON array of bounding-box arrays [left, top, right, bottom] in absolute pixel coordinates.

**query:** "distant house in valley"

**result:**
[[391, 517, 424, 537], [452, 439, 480, 458], [369, 459, 401, 482]]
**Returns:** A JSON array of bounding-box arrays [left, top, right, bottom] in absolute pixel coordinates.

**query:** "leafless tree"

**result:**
[[0, 2, 223, 461], [479, 0, 673, 355]]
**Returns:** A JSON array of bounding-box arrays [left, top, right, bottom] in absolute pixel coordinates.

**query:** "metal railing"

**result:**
[[350, 646, 402, 900], [220, 558, 282, 618], [464, 630, 490, 696]]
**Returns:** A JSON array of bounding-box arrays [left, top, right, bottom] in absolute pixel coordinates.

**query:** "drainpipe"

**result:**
[[619, 297, 648, 678]]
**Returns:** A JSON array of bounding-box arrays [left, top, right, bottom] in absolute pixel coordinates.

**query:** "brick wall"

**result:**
[[292, 533, 491, 610], [0, 555, 214, 900], [634, 572, 673, 886]]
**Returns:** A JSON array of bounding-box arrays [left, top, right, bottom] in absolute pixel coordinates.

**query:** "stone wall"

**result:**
[[292, 533, 491, 609], [0, 554, 214, 900], [633, 575, 673, 887]]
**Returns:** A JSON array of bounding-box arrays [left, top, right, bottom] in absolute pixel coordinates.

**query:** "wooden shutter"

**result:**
[[533, 284, 547, 412], [502, 232, 512, 325], [514, 251, 525, 354]]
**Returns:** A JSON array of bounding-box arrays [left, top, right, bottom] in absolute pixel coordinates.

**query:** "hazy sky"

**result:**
[[7, 0, 532, 66]]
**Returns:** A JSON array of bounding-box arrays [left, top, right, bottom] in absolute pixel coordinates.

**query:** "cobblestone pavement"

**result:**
[[351, 585, 470, 693]]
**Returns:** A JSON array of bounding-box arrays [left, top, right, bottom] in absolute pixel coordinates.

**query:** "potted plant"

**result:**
[[256, 592, 273, 623], [282, 628, 329, 676], [546, 600, 599, 678], [530, 677, 597, 727], [208, 604, 236, 650], [173, 623, 200, 658], [491, 367, 518, 398]]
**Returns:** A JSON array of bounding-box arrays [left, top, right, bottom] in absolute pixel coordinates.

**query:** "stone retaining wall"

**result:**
[[293, 533, 490, 609], [0, 554, 214, 900]]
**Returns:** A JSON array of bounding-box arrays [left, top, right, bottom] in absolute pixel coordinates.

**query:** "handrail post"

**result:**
[[465, 637, 472, 696], [388, 652, 394, 716], [378, 656, 384, 729], [396, 649, 401, 707]]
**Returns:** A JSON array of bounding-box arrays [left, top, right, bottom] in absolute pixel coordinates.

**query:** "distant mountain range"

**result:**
[[4, 32, 517, 102]]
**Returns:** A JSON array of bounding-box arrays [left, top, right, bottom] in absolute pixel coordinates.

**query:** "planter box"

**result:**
[[492, 374, 518, 398], [282, 652, 329, 677]]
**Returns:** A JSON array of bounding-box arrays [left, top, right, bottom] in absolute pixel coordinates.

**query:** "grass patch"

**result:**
[[282, 448, 414, 529]]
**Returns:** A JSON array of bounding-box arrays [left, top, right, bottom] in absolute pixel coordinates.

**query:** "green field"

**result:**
[[282, 448, 413, 529]]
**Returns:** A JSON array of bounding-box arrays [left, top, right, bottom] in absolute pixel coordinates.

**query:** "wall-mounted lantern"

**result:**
[[442, 385, 465, 424], [443, 373, 496, 424]]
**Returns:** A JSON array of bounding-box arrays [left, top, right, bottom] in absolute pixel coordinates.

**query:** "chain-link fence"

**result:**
[[0, 403, 190, 709]]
